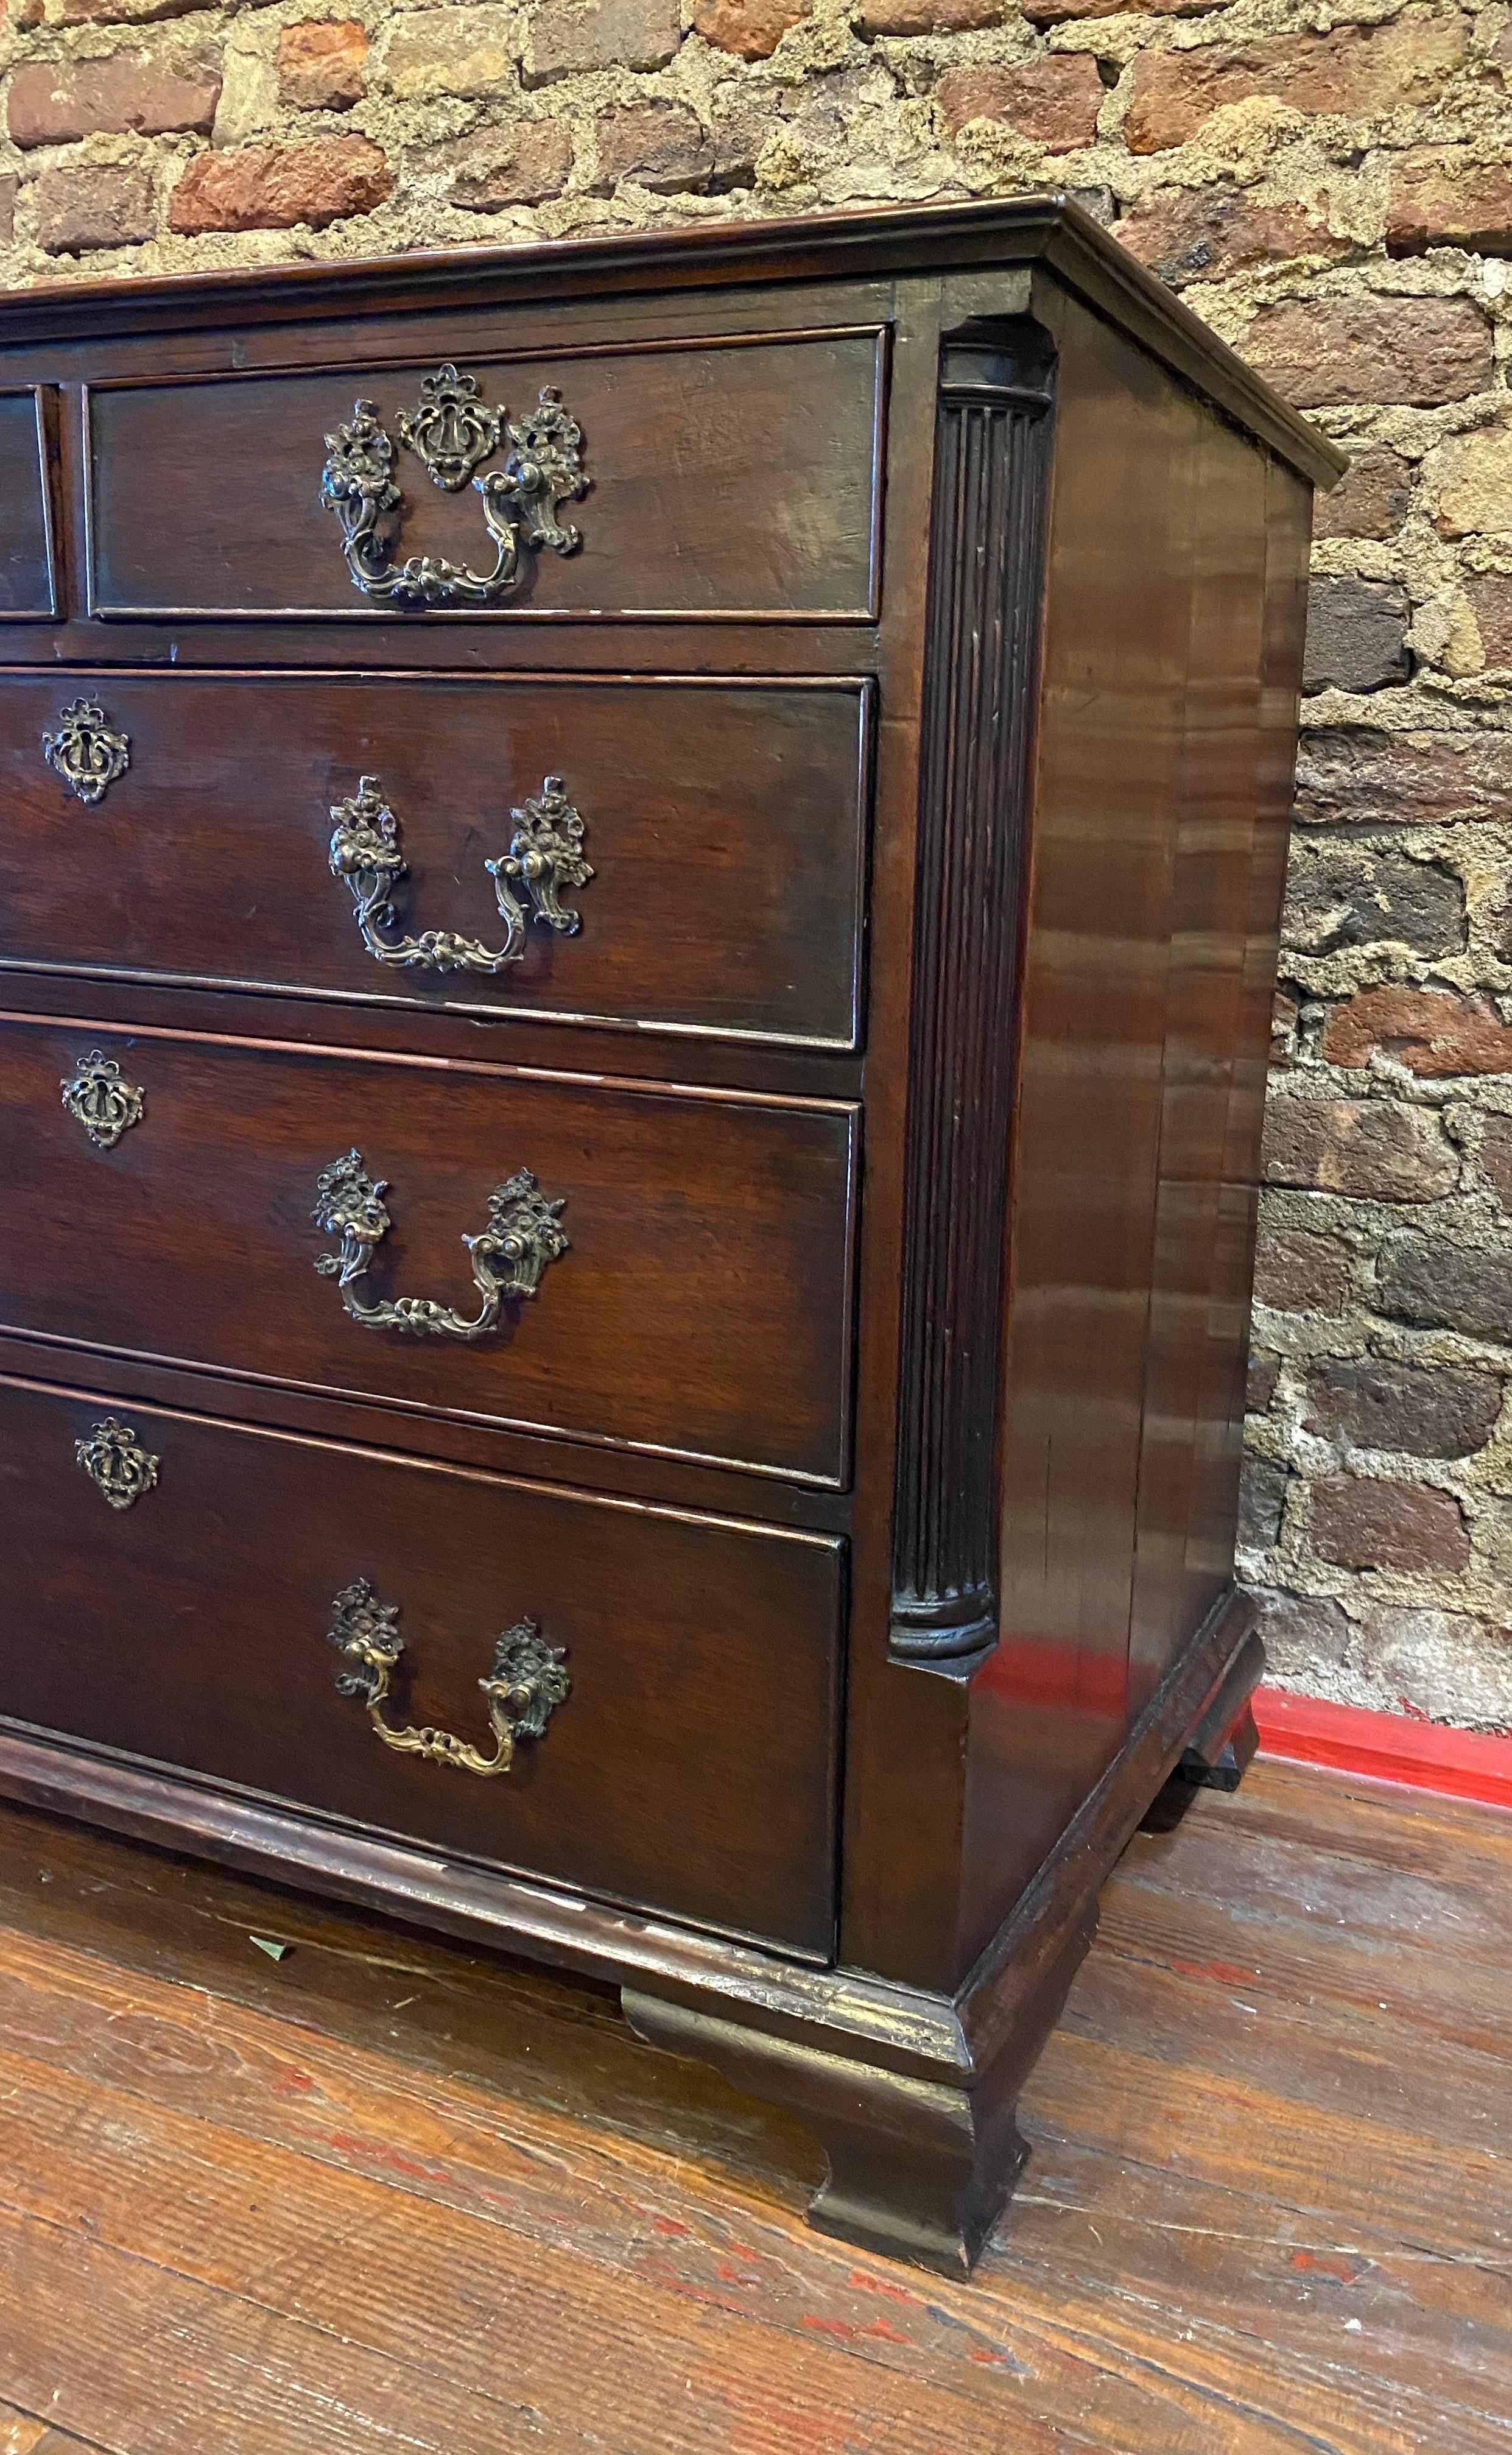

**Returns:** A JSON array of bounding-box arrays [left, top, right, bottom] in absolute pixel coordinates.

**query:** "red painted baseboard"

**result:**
[[1253, 1686, 1512, 1811]]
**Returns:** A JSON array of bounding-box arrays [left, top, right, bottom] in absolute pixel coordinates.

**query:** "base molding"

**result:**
[[0, 1582, 1263, 2275]]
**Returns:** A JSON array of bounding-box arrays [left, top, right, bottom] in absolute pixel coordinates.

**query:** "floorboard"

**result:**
[[0, 1760, 1505, 2454]]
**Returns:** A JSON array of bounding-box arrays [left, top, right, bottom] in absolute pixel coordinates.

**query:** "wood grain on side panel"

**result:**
[[960, 297, 1195, 1945], [1125, 415, 1268, 1710]]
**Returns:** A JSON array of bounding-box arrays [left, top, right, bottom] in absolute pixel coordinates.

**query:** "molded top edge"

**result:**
[[0, 194, 1343, 487]]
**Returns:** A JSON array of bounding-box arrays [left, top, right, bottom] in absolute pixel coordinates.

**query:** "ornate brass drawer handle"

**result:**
[[328, 773, 592, 973], [328, 1577, 569, 1777], [76, 1417, 160, 1510], [62, 1050, 145, 1150], [43, 699, 130, 805], [320, 366, 588, 610], [312, 1150, 568, 1339]]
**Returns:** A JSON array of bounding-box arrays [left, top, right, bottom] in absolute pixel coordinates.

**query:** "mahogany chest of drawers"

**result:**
[[0, 198, 1340, 2275]]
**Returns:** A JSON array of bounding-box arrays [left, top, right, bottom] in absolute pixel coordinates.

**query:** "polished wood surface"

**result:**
[[0, 669, 871, 1048], [0, 1373, 843, 1950], [0, 1757, 1504, 2452], [0, 390, 53, 620], [0, 1018, 858, 1482], [85, 330, 885, 623]]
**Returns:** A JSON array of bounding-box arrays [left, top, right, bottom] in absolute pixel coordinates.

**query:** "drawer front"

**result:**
[[2, 1021, 857, 1484], [0, 1376, 842, 1952], [0, 389, 56, 620], [85, 331, 885, 623], [1, 671, 870, 1049]]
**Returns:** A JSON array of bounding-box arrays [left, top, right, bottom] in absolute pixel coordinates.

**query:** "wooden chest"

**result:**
[[0, 198, 1340, 2275]]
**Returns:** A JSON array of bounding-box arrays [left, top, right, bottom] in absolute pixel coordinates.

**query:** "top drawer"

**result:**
[[84, 330, 887, 626]]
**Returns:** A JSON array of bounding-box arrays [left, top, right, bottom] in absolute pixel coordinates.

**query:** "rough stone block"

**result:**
[[413, 120, 572, 208], [1303, 1358, 1502, 1458], [1284, 842, 1463, 958], [1262, 1096, 1458, 1203], [1323, 984, 1512, 1077], [1466, 575, 1512, 669], [381, 5, 515, 99], [168, 133, 389, 233], [1114, 185, 1341, 286], [1251, 1586, 1354, 1672], [1239, 1455, 1290, 1550], [935, 57, 1102, 149], [1422, 420, 1512, 537], [1253, 1225, 1353, 1314], [1378, 1232, 1512, 1344], [1243, 297, 1493, 409], [592, 100, 711, 192], [1294, 729, 1512, 828], [277, 21, 369, 110], [1309, 1474, 1470, 1573], [8, 51, 220, 145], [1248, 1350, 1281, 1413], [526, 0, 680, 79], [0, 178, 16, 242], [1312, 446, 1412, 542], [33, 158, 155, 251], [1479, 1117, 1512, 1211], [1302, 577, 1411, 694], [1387, 147, 1512, 257], [1122, 13, 1468, 156]]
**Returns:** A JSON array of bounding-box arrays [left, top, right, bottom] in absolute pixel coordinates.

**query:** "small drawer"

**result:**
[[0, 389, 57, 620], [0, 669, 870, 1050], [83, 329, 885, 624], [0, 1376, 843, 1952], [1, 1020, 857, 1486]]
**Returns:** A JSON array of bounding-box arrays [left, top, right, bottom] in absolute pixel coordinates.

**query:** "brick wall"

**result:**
[[1, 0, 1510, 1728]]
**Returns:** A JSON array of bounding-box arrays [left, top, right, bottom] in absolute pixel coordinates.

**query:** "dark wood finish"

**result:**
[[0, 670, 871, 1048], [85, 330, 886, 623], [0, 1373, 843, 1951], [0, 201, 1339, 2272], [0, 1756, 1506, 2453], [888, 317, 1052, 1671], [0, 1016, 858, 1483], [0, 387, 56, 619]]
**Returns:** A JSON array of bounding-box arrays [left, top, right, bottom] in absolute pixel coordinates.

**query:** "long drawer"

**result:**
[[2, 669, 870, 1049], [83, 329, 885, 624], [0, 1375, 843, 1952], [0, 1020, 858, 1484]]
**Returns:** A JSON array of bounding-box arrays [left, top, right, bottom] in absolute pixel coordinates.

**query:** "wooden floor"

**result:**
[[0, 1760, 1505, 2455]]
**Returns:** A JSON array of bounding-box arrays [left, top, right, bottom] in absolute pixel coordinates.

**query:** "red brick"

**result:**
[[1387, 147, 1512, 257], [1309, 1474, 1470, 1573], [856, 0, 1000, 31], [1303, 1359, 1500, 1459], [413, 120, 572, 208], [592, 100, 711, 192], [936, 56, 1102, 149], [1243, 297, 1493, 409], [7, 52, 220, 147], [1467, 574, 1512, 667], [1262, 1096, 1458, 1202], [694, 0, 810, 55], [168, 134, 390, 234], [527, 0, 680, 78], [1114, 185, 1343, 285], [1312, 445, 1412, 541], [33, 158, 155, 252], [1248, 1350, 1280, 1412], [1252, 1226, 1352, 1314], [1323, 985, 1512, 1077], [277, 21, 369, 110], [1379, 1231, 1512, 1344], [1123, 12, 1468, 155]]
